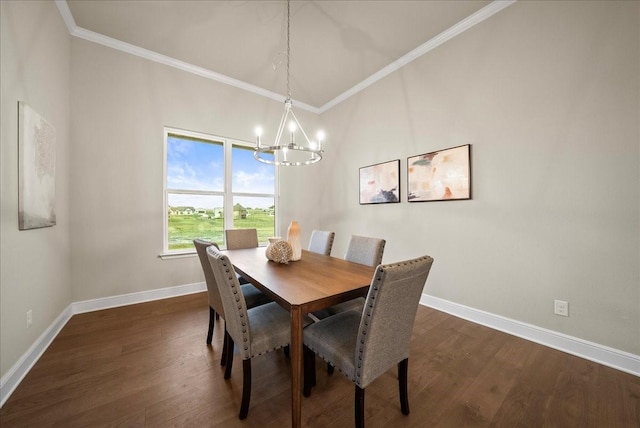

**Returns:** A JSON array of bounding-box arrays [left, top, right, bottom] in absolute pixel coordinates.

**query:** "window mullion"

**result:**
[[223, 137, 233, 231]]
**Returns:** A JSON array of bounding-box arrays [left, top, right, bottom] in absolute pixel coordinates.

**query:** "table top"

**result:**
[[224, 248, 376, 312]]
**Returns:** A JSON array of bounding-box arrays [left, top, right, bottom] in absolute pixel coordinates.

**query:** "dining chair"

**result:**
[[206, 245, 313, 420], [225, 228, 260, 284], [193, 239, 271, 365], [303, 255, 434, 428], [225, 228, 259, 250], [344, 235, 386, 266], [315, 235, 386, 319], [307, 230, 335, 256]]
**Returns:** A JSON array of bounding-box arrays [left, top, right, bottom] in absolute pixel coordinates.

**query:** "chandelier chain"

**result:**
[[286, 0, 291, 100], [253, 0, 324, 166]]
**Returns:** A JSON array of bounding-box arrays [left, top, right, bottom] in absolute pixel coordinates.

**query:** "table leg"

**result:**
[[291, 305, 303, 428]]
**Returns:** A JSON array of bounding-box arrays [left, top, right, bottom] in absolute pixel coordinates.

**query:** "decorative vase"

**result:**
[[266, 240, 293, 264], [265, 237, 282, 260], [287, 221, 302, 261]]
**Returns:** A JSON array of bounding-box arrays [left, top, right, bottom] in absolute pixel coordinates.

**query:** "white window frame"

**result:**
[[160, 127, 279, 259]]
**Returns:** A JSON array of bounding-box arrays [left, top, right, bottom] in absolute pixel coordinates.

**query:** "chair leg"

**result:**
[[239, 359, 252, 419], [207, 307, 215, 345], [224, 334, 234, 379], [215, 312, 220, 320], [355, 386, 365, 428], [327, 362, 334, 375], [398, 358, 410, 415], [303, 346, 316, 397], [220, 328, 229, 366]]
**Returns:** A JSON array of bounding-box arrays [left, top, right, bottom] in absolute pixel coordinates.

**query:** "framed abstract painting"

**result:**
[[359, 159, 400, 204], [407, 144, 471, 202]]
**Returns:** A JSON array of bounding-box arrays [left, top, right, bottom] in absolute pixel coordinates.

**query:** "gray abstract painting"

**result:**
[[18, 101, 56, 230]]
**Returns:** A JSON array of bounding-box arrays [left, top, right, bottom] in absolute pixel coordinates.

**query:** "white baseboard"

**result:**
[[0, 305, 74, 407], [420, 294, 640, 377], [0, 281, 206, 407], [72, 282, 206, 314], [2, 284, 637, 408]]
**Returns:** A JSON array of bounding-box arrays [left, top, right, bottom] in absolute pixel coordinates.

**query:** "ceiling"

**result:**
[[65, 0, 496, 110]]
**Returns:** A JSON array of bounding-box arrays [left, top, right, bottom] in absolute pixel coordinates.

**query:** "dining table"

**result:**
[[223, 247, 376, 428]]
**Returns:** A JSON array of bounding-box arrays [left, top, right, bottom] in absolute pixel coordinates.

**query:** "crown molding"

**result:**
[[319, 0, 517, 112], [54, 0, 77, 34], [54, 0, 516, 115], [53, 1, 319, 114]]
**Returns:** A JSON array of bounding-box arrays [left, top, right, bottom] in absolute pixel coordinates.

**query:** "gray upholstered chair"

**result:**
[[224, 228, 259, 284], [206, 245, 312, 419], [303, 255, 434, 428], [193, 239, 270, 365], [344, 235, 386, 266], [225, 228, 259, 250], [316, 235, 386, 318], [308, 230, 335, 256]]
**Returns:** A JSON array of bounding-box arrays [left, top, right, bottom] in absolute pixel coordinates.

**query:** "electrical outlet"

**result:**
[[26, 309, 33, 328], [554, 300, 569, 317]]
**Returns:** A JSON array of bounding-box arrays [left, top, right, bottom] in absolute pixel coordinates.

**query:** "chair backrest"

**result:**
[[307, 230, 335, 256], [355, 255, 434, 388], [225, 228, 259, 250], [193, 239, 225, 318], [344, 235, 386, 267], [206, 245, 253, 359]]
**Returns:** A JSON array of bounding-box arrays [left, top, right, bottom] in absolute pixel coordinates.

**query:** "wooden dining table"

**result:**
[[223, 247, 376, 428]]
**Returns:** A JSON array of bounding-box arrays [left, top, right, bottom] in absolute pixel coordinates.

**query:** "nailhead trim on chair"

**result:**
[[353, 256, 432, 385]]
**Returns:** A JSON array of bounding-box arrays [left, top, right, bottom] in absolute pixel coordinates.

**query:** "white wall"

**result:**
[[0, 1, 72, 377], [317, 1, 639, 354], [69, 39, 322, 302]]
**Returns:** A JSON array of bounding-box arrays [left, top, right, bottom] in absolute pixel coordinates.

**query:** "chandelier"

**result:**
[[254, 0, 325, 166]]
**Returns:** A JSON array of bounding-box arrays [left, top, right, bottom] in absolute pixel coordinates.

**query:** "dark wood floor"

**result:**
[[1, 292, 638, 427]]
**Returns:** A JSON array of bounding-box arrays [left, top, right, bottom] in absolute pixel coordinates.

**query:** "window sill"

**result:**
[[159, 244, 268, 260], [158, 250, 197, 260]]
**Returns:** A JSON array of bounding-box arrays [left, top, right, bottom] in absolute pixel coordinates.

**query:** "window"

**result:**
[[163, 128, 276, 255]]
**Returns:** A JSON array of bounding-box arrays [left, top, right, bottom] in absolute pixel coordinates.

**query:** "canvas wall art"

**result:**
[[359, 159, 400, 204], [407, 144, 471, 202], [18, 101, 56, 230]]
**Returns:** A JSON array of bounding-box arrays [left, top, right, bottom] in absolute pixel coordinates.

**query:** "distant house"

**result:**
[[233, 208, 247, 219], [168, 206, 196, 215]]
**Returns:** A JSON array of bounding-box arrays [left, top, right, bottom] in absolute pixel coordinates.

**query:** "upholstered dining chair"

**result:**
[[206, 245, 312, 420], [225, 228, 259, 250], [225, 228, 260, 285], [315, 235, 386, 318], [193, 239, 271, 365], [303, 255, 434, 428], [307, 230, 335, 256]]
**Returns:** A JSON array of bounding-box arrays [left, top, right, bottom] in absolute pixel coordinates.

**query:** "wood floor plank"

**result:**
[[1, 292, 638, 427], [543, 357, 600, 428]]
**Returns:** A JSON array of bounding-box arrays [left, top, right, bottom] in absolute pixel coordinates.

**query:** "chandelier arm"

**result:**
[[274, 105, 290, 147], [288, 109, 313, 146]]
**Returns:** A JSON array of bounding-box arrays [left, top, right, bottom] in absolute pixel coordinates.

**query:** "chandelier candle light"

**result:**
[[254, 0, 325, 166]]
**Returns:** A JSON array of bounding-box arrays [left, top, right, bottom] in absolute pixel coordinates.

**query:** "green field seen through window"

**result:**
[[168, 208, 275, 250]]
